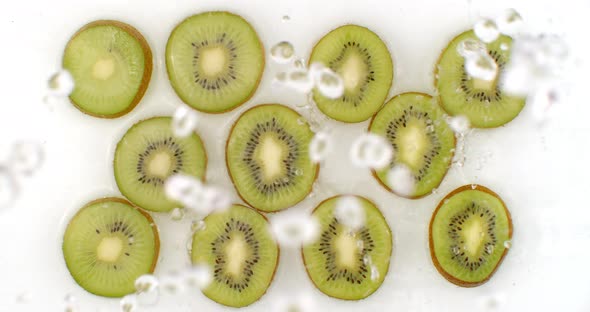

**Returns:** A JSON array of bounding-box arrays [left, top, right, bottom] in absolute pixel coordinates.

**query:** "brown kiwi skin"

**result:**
[[64, 197, 161, 291], [367, 92, 456, 199], [433, 30, 520, 129], [195, 203, 280, 307], [428, 184, 513, 287], [224, 104, 320, 214], [165, 11, 265, 114], [63, 20, 153, 119], [307, 24, 394, 124], [300, 195, 392, 301]]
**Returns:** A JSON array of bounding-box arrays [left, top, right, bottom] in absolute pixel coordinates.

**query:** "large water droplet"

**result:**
[[334, 196, 365, 231], [496, 9, 523, 36], [308, 131, 332, 163], [350, 133, 393, 169], [270, 41, 295, 64], [135, 274, 159, 293], [465, 52, 498, 81], [504, 240, 512, 249], [386, 164, 416, 197], [120, 294, 138, 312], [172, 105, 199, 138], [474, 19, 500, 43], [270, 211, 319, 248], [457, 39, 487, 57], [284, 69, 314, 93]]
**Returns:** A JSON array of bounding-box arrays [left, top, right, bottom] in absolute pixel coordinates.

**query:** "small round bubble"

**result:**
[[270, 41, 295, 64], [503, 240, 512, 249], [474, 18, 500, 43], [370, 265, 380, 281], [495, 9, 523, 36], [285, 69, 314, 93], [120, 294, 138, 312], [135, 274, 159, 293], [172, 105, 199, 138], [308, 131, 332, 163], [191, 220, 207, 233]]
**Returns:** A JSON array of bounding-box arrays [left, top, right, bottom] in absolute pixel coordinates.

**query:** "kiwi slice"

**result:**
[[429, 185, 513, 287], [191, 204, 278, 307], [63, 198, 159, 297], [302, 195, 392, 300], [226, 104, 318, 212], [369, 92, 455, 198], [114, 117, 207, 212], [166, 11, 264, 113], [309, 25, 393, 123], [435, 30, 526, 128], [63, 20, 152, 118]]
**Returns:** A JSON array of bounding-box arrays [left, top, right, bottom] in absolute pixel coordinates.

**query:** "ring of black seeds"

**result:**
[[191, 33, 238, 90], [94, 220, 136, 271], [459, 50, 506, 103], [327, 41, 375, 107], [136, 136, 184, 186]]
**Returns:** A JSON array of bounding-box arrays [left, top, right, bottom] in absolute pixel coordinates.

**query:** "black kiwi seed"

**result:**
[[136, 136, 184, 186]]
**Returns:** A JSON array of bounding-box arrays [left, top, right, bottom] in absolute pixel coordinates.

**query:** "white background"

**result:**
[[0, 0, 589, 311]]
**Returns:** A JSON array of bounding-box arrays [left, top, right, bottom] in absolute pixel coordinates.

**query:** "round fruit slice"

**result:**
[[191, 204, 278, 307], [369, 92, 455, 198], [302, 195, 392, 300], [226, 104, 318, 212], [63, 20, 152, 118], [166, 11, 264, 113], [63, 198, 159, 297], [429, 185, 513, 287], [114, 117, 207, 212], [435, 30, 526, 128], [309, 25, 393, 123]]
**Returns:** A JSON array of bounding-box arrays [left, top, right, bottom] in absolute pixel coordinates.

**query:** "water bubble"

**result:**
[[64, 294, 78, 312], [135, 274, 159, 293], [48, 70, 75, 97], [312, 65, 344, 99], [275, 71, 288, 83], [295, 168, 304, 176], [495, 9, 523, 36], [172, 105, 199, 138], [474, 18, 499, 43], [308, 131, 332, 163], [191, 220, 206, 233], [201, 186, 232, 213], [334, 196, 365, 231], [452, 246, 461, 255], [386, 164, 416, 197], [356, 239, 365, 252], [165, 174, 230, 215], [270, 211, 319, 248], [165, 174, 201, 202], [16, 291, 31, 303], [270, 41, 295, 64], [282, 15, 290, 22], [120, 294, 138, 312], [503, 240, 512, 249], [159, 272, 185, 295], [456, 39, 487, 57], [500, 43, 508, 51], [10, 141, 44, 176], [485, 244, 495, 254], [294, 58, 306, 69], [471, 184, 477, 190], [447, 115, 471, 134], [465, 52, 498, 81], [170, 208, 185, 221], [370, 265, 380, 281], [0, 167, 18, 210], [363, 254, 372, 266], [350, 133, 394, 169], [284, 69, 314, 93], [184, 264, 213, 289]]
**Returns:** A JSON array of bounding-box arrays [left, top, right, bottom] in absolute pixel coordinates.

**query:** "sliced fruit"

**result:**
[[63, 20, 152, 118], [166, 11, 264, 113], [309, 25, 393, 123], [62, 197, 159, 297], [302, 195, 392, 300], [429, 184, 513, 287], [114, 117, 207, 212], [191, 204, 278, 307], [226, 104, 318, 212]]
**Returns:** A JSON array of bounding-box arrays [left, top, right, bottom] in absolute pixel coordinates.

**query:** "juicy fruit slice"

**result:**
[[429, 185, 513, 287], [62, 198, 159, 297], [114, 117, 207, 212], [309, 25, 393, 123], [63, 20, 152, 118], [435, 30, 525, 128], [191, 204, 278, 307], [369, 93, 455, 198], [226, 104, 318, 212], [166, 11, 264, 113], [302, 196, 392, 300]]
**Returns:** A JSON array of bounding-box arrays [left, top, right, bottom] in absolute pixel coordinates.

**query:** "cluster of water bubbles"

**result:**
[[446, 115, 471, 168], [164, 174, 232, 219], [171, 105, 199, 138], [270, 210, 319, 248], [350, 133, 393, 170], [0, 141, 44, 210]]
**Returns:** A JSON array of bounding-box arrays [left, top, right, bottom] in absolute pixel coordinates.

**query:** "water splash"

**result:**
[[270, 211, 319, 248], [334, 196, 365, 231], [270, 41, 295, 64], [350, 133, 394, 169], [10, 141, 44, 176], [386, 164, 416, 197], [172, 105, 199, 138], [308, 131, 332, 163], [457, 38, 498, 81], [474, 18, 500, 43]]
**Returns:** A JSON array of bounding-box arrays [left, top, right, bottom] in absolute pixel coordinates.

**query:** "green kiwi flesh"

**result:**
[[429, 185, 512, 287], [191, 204, 278, 307], [166, 11, 264, 113], [369, 92, 455, 198], [62, 198, 159, 297], [302, 195, 392, 300], [63, 20, 152, 118], [114, 117, 207, 212], [226, 104, 318, 212], [309, 25, 394, 123], [435, 30, 525, 128]]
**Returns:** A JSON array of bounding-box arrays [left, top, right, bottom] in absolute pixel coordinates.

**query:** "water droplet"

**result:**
[[474, 18, 499, 43], [191, 220, 206, 233], [485, 244, 495, 254], [294, 58, 306, 69], [308, 131, 332, 163], [386, 164, 416, 197], [170, 208, 185, 221], [48, 70, 75, 97], [64, 294, 78, 312], [184, 264, 213, 289], [311, 64, 344, 99], [159, 272, 185, 295], [334, 196, 365, 231], [135, 274, 159, 293], [447, 115, 471, 134], [10, 141, 44, 176], [120, 294, 138, 312], [0, 167, 18, 210], [471, 184, 477, 189], [295, 168, 304, 176], [356, 239, 364, 252], [282, 15, 290, 22], [504, 240, 512, 249], [270, 41, 295, 64], [500, 43, 508, 51], [465, 52, 498, 81], [370, 265, 380, 281], [270, 211, 319, 248], [16, 291, 31, 303], [452, 246, 461, 255], [363, 254, 372, 266], [165, 174, 203, 205], [496, 9, 523, 36], [456, 39, 487, 57], [350, 133, 393, 169], [172, 105, 199, 138], [285, 69, 314, 93]]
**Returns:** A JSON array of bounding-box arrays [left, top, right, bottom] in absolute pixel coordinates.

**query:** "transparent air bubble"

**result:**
[[456, 39, 487, 57], [10, 141, 44, 176], [64, 294, 79, 312], [164, 174, 203, 205], [159, 272, 185, 295], [363, 254, 372, 266], [495, 9, 523, 36], [270, 211, 320, 248], [447, 115, 471, 134], [370, 265, 380, 281], [294, 58, 306, 69], [48, 69, 75, 97], [172, 105, 199, 138], [465, 52, 498, 81], [184, 264, 213, 289], [170, 208, 185, 221], [191, 220, 206, 233], [356, 239, 365, 252], [386, 164, 416, 197], [308, 131, 332, 163], [504, 240, 512, 249], [270, 41, 295, 64], [334, 196, 365, 231], [350, 133, 394, 169], [314, 67, 344, 99], [474, 18, 500, 43], [0, 167, 18, 210], [284, 69, 314, 93], [120, 294, 138, 312], [135, 274, 159, 293]]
